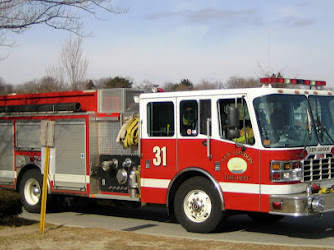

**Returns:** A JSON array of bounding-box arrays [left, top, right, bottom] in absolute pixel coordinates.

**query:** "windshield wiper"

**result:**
[[312, 98, 334, 145], [315, 122, 334, 144], [298, 110, 313, 158]]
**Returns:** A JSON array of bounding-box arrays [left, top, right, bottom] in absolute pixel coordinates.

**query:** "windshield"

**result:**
[[254, 94, 317, 148], [309, 96, 334, 145]]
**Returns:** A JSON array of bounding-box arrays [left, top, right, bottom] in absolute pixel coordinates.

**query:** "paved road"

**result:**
[[21, 204, 334, 248]]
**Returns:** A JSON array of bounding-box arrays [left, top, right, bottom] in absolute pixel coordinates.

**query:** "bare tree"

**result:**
[[38, 76, 67, 92], [224, 76, 260, 89], [0, 0, 123, 46], [14, 76, 66, 94], [49, 35, 88, 90], [193, 79, 218, 90], [256, 62, 287, 79], [0, 0, 121, 33], [0, 77, 13, 94], [13, 80, 36, 94], [135, 80, 155, 92], [46, 63, 66, 88]]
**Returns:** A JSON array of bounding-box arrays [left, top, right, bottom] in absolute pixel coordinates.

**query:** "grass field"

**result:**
[[0, 217, 320, 250]]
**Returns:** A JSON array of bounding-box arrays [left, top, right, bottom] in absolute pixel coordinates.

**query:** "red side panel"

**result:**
[[141, 187, 167, 204], [140, 131, 310, 214], [140, 138, 177, 204], [0, 90, 98, 112]]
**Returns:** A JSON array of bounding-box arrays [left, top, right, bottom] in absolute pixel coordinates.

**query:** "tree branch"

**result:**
[[0, 0, 125, 45]]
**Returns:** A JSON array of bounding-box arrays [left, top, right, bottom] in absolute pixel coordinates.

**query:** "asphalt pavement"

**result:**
[[20, 204, 334, 248]]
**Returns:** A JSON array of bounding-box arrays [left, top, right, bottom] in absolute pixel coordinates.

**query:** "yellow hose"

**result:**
[[318, 187, 334, 194], [123, 118, 139, 148]]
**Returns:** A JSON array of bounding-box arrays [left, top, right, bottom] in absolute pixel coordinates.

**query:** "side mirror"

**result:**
[[226, 106, 240, 139], [226, 128, 240, 139], [227, 106, 239, 128]]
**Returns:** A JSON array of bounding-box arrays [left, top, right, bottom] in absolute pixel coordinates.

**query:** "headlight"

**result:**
[[270, 161, 302, 182]]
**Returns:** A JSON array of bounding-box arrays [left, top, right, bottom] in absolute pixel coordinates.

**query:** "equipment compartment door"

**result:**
[[0, 122, 14, 186], [52, 120, 87, 191]]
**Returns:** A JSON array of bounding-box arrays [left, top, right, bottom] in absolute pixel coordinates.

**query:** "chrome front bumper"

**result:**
[[270, 192, 334, 216]]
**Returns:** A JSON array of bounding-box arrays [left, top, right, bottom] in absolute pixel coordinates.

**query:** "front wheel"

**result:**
[[19, 169, 43, 213], [174, 176, 224, 233]]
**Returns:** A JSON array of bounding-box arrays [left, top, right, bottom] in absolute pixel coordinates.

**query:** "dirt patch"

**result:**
[[0, 218, 322, 250]]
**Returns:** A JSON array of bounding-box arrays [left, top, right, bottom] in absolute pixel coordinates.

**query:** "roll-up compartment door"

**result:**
[[52, 120, 87, 191], [0, 122, 14, 185]]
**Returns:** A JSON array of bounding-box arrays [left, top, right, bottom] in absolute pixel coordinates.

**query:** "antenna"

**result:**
[[268, 32, 271, 74]]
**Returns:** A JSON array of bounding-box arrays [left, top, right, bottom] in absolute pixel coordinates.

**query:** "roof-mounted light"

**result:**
[[152, 85, 164, 93], [290, 79, 297, 84], [260, 77, 326, 88], [316, 81, 326, 86]]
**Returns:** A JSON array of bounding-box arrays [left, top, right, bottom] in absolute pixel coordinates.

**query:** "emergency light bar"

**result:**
[[260, 77, 326, 86]]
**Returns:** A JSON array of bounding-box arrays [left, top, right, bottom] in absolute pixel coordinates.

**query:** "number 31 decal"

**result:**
[[153, 146, 167, 167]]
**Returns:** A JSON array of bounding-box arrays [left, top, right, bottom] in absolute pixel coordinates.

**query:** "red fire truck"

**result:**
[[1, 77, 334, 233]]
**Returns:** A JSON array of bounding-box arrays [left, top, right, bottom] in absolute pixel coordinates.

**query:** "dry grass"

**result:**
[[0, 217, 321, 250]]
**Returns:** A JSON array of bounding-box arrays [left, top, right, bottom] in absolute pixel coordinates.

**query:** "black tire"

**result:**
[[248, 212, 284, 223], [19, 169, 43, 213], [174, 176, 224, 233]]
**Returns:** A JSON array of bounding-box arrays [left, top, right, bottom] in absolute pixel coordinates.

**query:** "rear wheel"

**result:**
[[19, 169, 43, 213], [174, 176, 224, 233]]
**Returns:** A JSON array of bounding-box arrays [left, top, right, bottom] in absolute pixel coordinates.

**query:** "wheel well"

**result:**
[[16, 164, 41, 191], [167, 168, 224, 216]]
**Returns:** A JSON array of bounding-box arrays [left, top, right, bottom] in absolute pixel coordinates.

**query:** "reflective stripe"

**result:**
[[53, 174, 89, 184], [260, 183, 305, 194], [141, 178, 170, 189], [220, 182, 306, 195], [141, 177, 306, 195], [0, 170, 16, 178], [220, 182, 259, 194]]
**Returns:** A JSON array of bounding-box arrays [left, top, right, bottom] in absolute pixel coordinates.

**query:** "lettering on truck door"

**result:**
[[212, 97, 260, 212]]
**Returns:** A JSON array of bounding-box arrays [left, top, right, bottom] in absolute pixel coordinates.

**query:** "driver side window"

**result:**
[[218, 98, 254, 145]]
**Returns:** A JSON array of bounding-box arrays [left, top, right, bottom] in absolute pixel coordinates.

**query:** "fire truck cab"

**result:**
[[1, 77, 334, 233]]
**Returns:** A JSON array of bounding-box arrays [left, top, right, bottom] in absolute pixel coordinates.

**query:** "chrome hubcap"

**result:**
[[24, 178, 41, 206], [33, 186, 40, 196], [183, 189, 212, 223]]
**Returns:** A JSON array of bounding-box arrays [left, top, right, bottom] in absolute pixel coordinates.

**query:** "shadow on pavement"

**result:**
[[40, 196, 334, 239], [216, 212, 334, 239]]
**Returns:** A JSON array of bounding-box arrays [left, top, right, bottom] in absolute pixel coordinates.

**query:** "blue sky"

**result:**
[[1, 0, 334, 88]]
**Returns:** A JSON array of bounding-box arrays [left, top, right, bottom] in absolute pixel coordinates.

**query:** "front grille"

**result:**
[[303, 156, 334, 182]]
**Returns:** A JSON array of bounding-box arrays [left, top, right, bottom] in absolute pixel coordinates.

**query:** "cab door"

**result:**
[[177, 98, 213, 172], [177, 95, 261, 212], [140, 97, 177, 204], [211, 96, 260, 212]]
